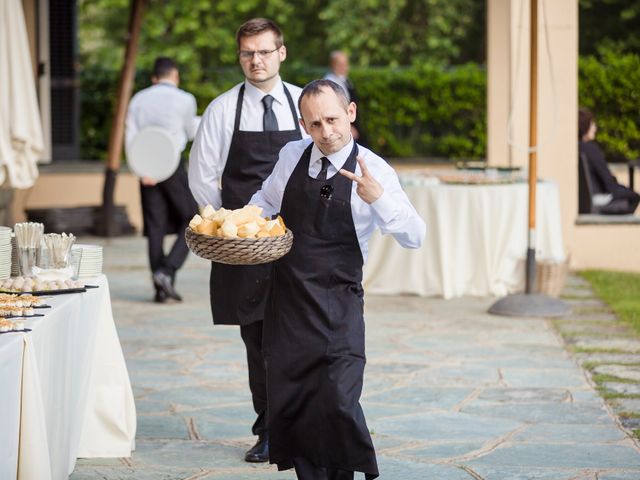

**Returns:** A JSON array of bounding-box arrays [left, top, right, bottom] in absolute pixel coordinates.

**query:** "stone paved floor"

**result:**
[[554, 275, 640, 443], [70, 235, 640, 480]]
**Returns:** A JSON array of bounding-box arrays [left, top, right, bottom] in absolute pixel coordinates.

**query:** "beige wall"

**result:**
[[13, 172, 143, 232], [487, 0, 640, 272]]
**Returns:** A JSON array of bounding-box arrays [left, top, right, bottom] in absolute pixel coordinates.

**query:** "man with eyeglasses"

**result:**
[[249, 79, 425, 479], [188, 18, 305, 464]]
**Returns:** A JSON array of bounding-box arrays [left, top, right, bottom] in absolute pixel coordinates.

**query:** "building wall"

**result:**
[[13, 171, 143, 232]]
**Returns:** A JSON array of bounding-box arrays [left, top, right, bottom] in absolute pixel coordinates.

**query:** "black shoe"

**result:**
[[154, 289, 168, 303], [153, 271, 182, 301], [244, 435, 269, 463]]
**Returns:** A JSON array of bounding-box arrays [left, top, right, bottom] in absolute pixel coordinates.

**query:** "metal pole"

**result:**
[[525, 0, 538, 294]]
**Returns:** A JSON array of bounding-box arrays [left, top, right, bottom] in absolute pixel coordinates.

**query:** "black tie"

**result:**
[[317, 157, 330, 180], [262, 95, 279, 131]]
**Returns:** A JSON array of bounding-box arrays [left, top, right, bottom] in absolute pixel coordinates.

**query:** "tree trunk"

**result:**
[[99, 0, 144, 237]]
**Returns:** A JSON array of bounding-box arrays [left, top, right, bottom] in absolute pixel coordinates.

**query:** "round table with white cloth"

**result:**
[[363, 179, 566, 299]]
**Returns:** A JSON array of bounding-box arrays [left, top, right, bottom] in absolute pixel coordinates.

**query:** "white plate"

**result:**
[[126, 127, 179, 183]]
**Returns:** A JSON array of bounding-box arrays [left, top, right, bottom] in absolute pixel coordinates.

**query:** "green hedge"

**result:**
[[80, 63, 487, 161], [578, 50, 640, 162], [80, 52, 640, 162]]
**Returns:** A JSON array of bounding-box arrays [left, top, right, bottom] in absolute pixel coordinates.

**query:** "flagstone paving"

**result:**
[[70, 235, 640, 479]]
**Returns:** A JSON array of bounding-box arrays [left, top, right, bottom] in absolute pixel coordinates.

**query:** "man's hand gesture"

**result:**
[[340, 156, 383, 204]]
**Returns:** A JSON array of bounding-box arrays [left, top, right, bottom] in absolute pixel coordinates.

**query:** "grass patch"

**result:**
[[559, 330, 626, 338], [560, 294, 596, 300], [583, 361, 640, 369], [580, 270, 640, 335], [592, 373, 636, 384], [617, 412, 640, 419], [600, 391, 640, 400], [572, 346, 640, 355], [571, 306, 612, 316]]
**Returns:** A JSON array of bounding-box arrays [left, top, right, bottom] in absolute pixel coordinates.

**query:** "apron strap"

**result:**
[[233, 83, 301, 135], [233, 84, 246, 132], [283, 85, 302, 136]]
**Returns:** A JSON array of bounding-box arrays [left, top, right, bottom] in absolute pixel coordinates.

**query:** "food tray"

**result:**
[[185, 227, 293, 265], [1, 313, 45, 319], [0, 284, 99, 296], [0, 328, 32, 335]]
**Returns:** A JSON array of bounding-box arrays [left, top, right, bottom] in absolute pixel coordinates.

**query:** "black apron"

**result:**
[[210, 84, 302, 325], [265, 142, 379, 479]]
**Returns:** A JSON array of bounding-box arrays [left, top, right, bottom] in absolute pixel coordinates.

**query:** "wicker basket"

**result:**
[[535, 256, 570, 297], [185, 227, 293, 265]]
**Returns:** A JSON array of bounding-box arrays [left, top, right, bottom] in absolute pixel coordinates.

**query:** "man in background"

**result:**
[[324, 50, 368, 147], [126, 57, 199, 303]]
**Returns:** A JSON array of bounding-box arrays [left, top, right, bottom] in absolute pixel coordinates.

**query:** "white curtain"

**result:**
[[0, 0, 43, 189]]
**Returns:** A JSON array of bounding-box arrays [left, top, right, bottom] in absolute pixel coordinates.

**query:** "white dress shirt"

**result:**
[[188, 77, 308, 208], [250, 138, 426, 261], [125, 81, 198, 154]]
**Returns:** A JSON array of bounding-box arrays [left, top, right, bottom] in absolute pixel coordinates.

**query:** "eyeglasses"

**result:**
[[238, 47, 280, 60]]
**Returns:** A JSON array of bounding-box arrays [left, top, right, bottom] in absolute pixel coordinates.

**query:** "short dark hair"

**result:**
[[578, 108, 594, 139], [236, 18, 283, 50], [298, 79, 350, 112], [152, 57, 178, 79]]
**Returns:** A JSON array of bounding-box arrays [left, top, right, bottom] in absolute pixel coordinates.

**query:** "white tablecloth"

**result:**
[[0, 275, 136, 480], [0, 333, 23, 479], [363, 181, 565, 298]]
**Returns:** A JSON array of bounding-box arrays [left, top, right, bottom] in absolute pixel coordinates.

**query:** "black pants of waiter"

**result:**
[[293, 457, 354, 480], [140, 167, 197, 280], [240, 320, 267, 436]]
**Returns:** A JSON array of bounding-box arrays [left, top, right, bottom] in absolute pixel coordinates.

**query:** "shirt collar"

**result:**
[[154, 81, 178, 90], [310, 138, 354, 170], [244, 76, 286, 106]]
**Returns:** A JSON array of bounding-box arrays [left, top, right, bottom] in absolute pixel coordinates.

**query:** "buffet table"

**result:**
[[0, 275, 136, 480], [363, 179, 566, 298]]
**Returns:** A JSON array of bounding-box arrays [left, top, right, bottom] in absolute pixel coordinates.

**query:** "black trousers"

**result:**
[[601, 188, 640, 215], [293, 457, 354, 480], [240, 320, 267, 436], [140, 167, 197, 281]]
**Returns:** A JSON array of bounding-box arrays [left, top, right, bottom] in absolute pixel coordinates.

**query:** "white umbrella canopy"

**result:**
[[0, 0, 44, 189]]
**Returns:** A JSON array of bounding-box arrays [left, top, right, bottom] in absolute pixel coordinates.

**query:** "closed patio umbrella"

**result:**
[[0, 0, 44, 190], [489, 0, 569, 318]]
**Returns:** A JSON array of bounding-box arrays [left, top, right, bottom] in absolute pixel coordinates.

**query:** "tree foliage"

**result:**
[[77, 0, 640, 161], [318, 0, 480, 66], [579, 49, 640, 161], [78, 0, 481, 76], [579, 0, 640, 55]]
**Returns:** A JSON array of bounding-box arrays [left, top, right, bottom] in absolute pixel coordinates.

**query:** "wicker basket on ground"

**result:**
[[535, 256, 570, 297], [185, 227, 293, 265]]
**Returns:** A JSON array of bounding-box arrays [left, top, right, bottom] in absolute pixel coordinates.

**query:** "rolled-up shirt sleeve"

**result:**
[[366, 163, 426, 249]]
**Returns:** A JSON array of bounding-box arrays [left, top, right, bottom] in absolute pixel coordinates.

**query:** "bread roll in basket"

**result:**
[[185, 205, 293, 265]]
